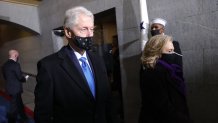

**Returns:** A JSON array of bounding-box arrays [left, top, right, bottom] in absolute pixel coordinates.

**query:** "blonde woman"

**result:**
[[139, 35, 192, 123]]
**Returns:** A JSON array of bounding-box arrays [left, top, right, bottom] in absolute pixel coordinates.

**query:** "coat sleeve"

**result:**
[[14, 63, 26, 82], [96, 55, 119, 123], [173, 41, 183, 67], [140, 67, 181, 122], [34, 60, 54, 123], [100, 56, 118, 123]]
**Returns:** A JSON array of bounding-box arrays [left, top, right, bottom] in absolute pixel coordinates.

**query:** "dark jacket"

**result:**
[[34, 46, 115, 123], [2, 59, 26, 95], [139, 60, 191, 123]]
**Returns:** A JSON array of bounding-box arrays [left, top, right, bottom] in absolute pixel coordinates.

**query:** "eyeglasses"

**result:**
[[78, 27, 95, 34]]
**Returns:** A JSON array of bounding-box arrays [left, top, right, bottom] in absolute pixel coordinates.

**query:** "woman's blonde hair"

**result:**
[[141, 35, 172, 68]]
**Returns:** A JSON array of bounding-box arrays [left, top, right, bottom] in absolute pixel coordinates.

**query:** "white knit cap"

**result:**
[[151, 18, 167, 27]]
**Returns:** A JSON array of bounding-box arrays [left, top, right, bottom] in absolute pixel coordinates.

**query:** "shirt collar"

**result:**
[[74, 50, 87, 60], [68, 44, 87, 60]]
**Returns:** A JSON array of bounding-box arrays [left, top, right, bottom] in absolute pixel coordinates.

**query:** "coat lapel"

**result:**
[[57, 46, 94, 99], [87, 51, 110, 101]]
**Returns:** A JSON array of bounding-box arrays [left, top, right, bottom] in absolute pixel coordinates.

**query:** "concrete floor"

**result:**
[[22, 90, 35, 111]]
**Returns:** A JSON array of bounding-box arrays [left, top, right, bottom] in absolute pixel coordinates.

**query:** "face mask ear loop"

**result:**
[[173, 51, 183, 56]]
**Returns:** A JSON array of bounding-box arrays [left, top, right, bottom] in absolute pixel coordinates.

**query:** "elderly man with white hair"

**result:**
[[34, 6, 117, 123]]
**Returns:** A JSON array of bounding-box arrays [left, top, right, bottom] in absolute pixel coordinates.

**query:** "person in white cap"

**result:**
[[150, 18, 183, 67], [150, 18, 167, 36]]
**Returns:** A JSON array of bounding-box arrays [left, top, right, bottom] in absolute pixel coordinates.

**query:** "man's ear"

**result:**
[[64, 28, 72, 38]]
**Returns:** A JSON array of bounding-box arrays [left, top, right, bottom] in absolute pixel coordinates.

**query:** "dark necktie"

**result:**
[[79, 57, 95, 98]]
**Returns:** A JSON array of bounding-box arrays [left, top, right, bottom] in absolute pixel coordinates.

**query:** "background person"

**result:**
[[2, 49, 29, 123], [111, 35, 123, 120], [150, 18, 183, 67]]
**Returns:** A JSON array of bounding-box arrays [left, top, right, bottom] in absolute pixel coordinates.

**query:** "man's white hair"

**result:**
[[64, 6, 94, 29]]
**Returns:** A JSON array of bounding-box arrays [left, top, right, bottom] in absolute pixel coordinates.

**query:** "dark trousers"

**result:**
[[7, 93, 27, 123]]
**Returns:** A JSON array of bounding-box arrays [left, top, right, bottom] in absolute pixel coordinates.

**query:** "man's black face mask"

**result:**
[[73, 36, 93, 50], [151, 29, 161, 36]]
